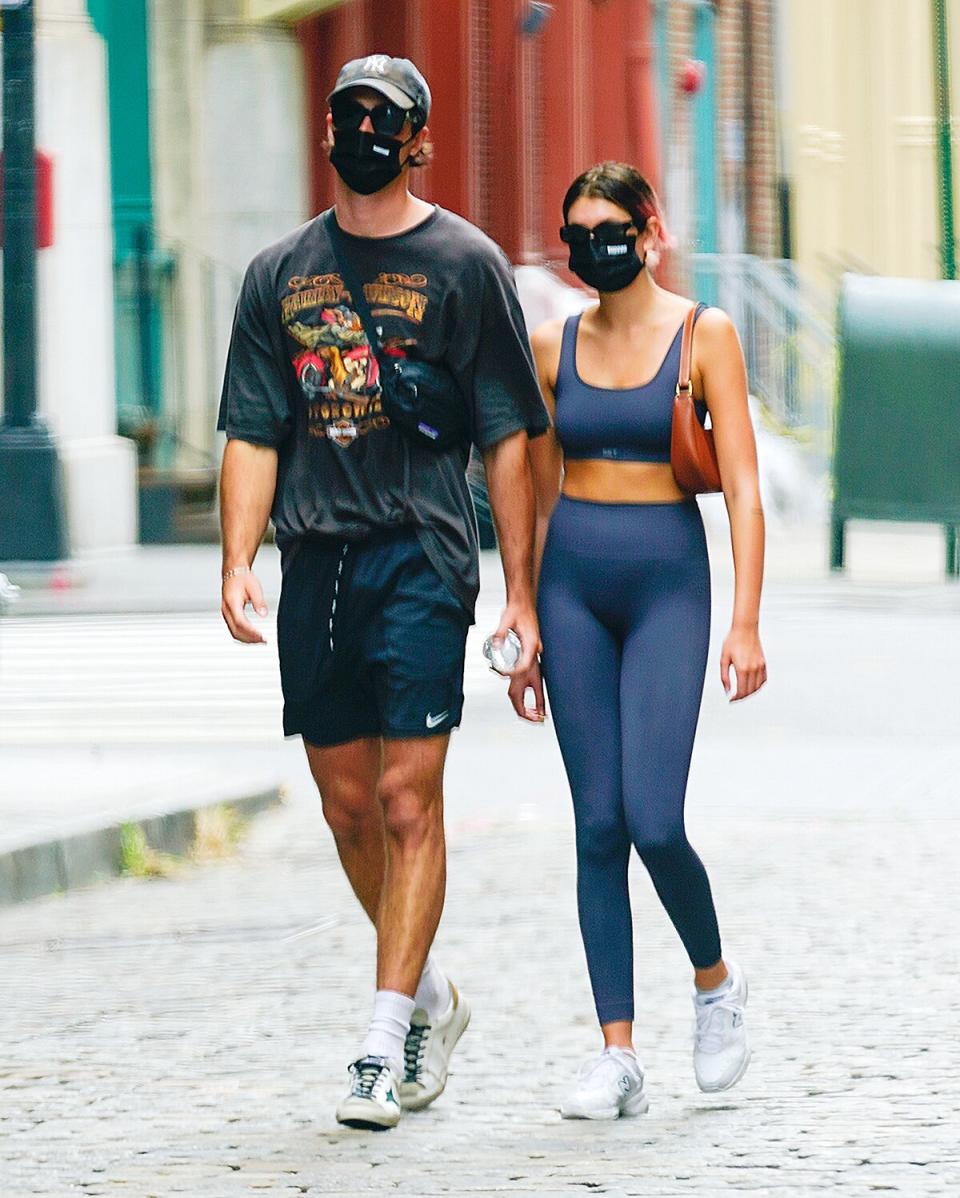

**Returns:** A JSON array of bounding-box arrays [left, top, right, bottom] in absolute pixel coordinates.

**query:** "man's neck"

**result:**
[[332, 179, 434, 239]]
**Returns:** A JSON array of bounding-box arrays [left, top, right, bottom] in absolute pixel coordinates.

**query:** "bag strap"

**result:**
[[324, 209, 390, 377], [677, 302, 706, 397]]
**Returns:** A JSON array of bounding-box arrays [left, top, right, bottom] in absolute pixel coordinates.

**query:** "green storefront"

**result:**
[[87, 0, 167, 466]]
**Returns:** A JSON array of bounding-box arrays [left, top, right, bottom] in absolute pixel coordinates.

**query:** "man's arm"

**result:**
[[219, 438, 278, 644], [482, 429, 539, 673]]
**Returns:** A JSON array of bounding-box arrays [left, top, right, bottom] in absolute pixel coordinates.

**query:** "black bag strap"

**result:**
[[324, 209, 391, 377]]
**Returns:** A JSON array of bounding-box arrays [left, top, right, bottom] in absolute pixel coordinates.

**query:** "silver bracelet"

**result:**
[[222, 565, 252, 583]]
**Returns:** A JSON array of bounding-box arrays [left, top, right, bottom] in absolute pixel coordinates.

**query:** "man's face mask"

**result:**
[[329, 96, 419, 195], [560, 219, 645, 292]]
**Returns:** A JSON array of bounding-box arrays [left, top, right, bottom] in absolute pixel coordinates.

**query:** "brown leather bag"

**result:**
[[670, 305, 722, 494]]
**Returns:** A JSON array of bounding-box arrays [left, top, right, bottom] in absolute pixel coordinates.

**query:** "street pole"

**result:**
[[932, 0, 956, 281], [0, 0, 68, 561]]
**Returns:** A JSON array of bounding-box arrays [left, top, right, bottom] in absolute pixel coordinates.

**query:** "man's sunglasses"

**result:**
[[560, 220, 640, 247], [330, 95, 411, 138]]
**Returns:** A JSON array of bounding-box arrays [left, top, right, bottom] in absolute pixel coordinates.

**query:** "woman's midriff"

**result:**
[[561, 460, 688, 504]]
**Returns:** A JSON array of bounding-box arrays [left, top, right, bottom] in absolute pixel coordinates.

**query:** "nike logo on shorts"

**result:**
[[425, 711, 449, 729]]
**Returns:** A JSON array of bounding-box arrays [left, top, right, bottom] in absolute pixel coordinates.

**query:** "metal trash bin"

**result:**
[[832, 274, 960, 577]]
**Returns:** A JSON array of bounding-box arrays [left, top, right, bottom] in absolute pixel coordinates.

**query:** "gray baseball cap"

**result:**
[[328, 55, 431, 128]]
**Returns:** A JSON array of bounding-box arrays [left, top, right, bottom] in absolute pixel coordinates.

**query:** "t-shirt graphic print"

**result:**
[[282, 270, 435, 447]]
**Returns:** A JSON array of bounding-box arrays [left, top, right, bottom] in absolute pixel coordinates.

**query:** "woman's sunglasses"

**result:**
[[560, 220, 640, 247], [330, 95, 410, 138]]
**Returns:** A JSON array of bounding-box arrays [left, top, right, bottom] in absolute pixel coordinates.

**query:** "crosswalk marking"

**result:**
[[0, 602, 510, 745]]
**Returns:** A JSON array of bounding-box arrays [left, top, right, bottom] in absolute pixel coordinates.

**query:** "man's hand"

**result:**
[[221, 571, 269, 644]]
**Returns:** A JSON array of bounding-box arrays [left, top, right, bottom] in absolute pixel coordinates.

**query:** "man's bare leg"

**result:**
[[305, 736, 450, 1010], [308, 731, 462, 1123], [304, 737, 384, 921], [375, 735, 450, 995]]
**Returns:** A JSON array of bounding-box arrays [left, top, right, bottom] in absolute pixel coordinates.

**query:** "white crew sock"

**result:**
[[361, 990, 415, 1075], [695, 973, 734, 1004], [414, 955, 451, 1020]]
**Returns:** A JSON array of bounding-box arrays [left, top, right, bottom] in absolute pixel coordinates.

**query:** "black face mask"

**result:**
[[330, 127, 415, 195], [561, 220, 645, 292]]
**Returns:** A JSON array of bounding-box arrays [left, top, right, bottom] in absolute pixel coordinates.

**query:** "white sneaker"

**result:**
[[693, 960, 751, 1092], [335, 1056, 402, 1130], [399, 983, 471, 1111], [560, 1048, 650, 1120]]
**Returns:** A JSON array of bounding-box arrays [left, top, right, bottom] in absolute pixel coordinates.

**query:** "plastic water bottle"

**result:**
[[482, 629, 522, 674]]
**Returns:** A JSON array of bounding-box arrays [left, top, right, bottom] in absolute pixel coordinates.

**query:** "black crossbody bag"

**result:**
[[324, 211, 469, 452]]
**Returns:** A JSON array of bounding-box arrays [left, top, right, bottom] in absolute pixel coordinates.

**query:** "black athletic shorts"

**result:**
[[277, 529, 470, 748]]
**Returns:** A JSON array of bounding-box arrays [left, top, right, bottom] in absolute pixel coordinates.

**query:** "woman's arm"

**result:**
[[505, 319, 565, 721], [528, 320, 564, 592], [695, 310, 768, 701]]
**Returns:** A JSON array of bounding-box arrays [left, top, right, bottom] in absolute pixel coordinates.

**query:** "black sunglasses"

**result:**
[[560, 220, 640, 247], [330, 95, 410, 138]]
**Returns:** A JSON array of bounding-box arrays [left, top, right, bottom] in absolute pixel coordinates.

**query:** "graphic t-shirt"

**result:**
[[217, 205, 549, 616]]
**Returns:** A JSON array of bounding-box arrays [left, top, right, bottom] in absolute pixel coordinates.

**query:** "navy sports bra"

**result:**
[[555, 304, 707, 463]]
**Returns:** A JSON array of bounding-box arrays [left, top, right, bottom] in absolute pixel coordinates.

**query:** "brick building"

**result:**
[[296, 0, 664, 268]]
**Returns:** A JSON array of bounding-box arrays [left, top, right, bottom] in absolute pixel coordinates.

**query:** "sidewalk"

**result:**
[[1, 524, 958, 1194], [0, 746, 285, 904], [1, 516, 957, 906]]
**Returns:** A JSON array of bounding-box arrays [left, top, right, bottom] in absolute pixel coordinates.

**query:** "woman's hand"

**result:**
[[720, 626, 767, 701], [507, 659, 547, 723]]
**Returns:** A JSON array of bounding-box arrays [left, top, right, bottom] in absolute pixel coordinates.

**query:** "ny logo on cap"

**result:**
[[362, 55, 391, 75]]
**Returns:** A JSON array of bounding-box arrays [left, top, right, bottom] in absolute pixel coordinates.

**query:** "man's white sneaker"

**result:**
[[693, 960, 751, 1093], [560, 1048, 650, 1120], [399, 983, 471, 1111], [335, 1056, 402, 1130]]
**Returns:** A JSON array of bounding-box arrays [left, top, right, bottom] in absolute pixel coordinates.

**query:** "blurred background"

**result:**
[[1, 0, 957, 553]]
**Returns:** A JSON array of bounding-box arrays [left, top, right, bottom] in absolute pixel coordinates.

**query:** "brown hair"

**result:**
[[563, 161, 672, 263]]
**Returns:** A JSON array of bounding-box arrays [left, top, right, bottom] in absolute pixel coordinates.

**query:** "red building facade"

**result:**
[[296, 0, 662, 266]]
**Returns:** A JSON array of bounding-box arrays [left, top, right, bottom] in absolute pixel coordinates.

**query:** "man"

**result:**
[[218, 54, 548, 1130]]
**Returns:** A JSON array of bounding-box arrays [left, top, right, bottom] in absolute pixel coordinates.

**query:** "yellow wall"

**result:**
[[786, 0, 960, 287]]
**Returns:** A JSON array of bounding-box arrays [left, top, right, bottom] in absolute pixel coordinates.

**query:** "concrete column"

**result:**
[[150, 1, 307, 464], [149, 0, 208, 468], [204, 14, 308, 457], [24, 0, 137, 551]]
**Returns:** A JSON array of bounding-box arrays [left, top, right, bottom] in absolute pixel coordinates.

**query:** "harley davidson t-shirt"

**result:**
[[217, 205, 549, 616]]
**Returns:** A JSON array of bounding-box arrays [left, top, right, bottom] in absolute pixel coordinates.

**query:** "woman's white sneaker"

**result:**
[[560, 1048, 650, 1120], [693, 960, 751, 1092], [399, 983, 471, 1111], [335, 1056, 403, 1130]]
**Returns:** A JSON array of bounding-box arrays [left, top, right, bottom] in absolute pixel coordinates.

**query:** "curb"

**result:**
[[0, 786, 282, 908]]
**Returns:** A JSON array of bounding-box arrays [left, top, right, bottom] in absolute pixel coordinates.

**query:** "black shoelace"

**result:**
[[403, 1022, 430, 1083], [351, 1057, 387, 1098]]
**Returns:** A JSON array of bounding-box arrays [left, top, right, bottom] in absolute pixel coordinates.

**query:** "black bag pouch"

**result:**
[[325, 211, 468, 452]]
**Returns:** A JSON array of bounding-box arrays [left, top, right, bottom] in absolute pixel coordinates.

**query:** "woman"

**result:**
[[511, 162, 767, 1119]]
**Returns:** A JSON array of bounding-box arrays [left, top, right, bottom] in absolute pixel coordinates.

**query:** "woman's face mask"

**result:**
[[560, 219, 645, 292]]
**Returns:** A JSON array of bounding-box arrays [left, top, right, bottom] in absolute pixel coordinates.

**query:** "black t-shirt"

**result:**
[[217, 205, 549, 616]]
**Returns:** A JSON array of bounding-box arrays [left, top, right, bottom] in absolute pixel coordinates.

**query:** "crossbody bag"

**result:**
[[325, 210, 469, 452]]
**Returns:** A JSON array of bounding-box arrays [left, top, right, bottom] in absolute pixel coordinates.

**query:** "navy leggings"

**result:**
[[538, 495, 722, 1025]]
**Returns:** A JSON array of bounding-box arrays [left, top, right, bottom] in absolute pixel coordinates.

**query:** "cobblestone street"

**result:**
[[2, 537, 959, 1196]]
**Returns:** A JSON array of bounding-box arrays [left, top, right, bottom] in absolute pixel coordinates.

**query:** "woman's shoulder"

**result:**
[[530, 314, 569, 352], [530, 313, 579, 393], [693, 304, 737, 338]]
